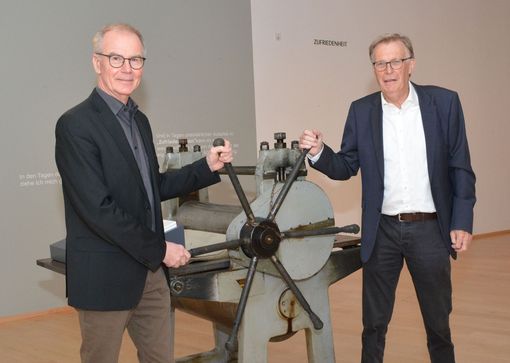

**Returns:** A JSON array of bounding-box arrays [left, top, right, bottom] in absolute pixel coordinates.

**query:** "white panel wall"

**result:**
[[251, 0, 510, 234]]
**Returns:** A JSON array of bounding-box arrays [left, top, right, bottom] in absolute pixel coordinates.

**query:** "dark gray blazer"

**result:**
[[312, 83, 476, 263], [55, 89, 220, 310]]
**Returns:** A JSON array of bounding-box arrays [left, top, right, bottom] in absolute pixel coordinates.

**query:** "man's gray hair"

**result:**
[[368, 33, 414, 62], [92, 23, 146, 56]]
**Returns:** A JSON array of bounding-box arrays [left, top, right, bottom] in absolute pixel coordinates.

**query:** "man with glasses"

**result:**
[[300, 33, 475, 362], [55, 23, 233, 363]]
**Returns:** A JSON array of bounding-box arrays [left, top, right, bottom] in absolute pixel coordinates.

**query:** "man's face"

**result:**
[[372, 40, 415, 106], [92, 29, 144, 104]]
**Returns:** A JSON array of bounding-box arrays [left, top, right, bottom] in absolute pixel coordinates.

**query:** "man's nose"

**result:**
[[120, 60, 132, 72]]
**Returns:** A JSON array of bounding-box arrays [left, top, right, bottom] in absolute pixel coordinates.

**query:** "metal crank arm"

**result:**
[[189, 239, 243, 258], [266, 149, 309, 221], [270, 255, 323, 330], [225, 256, 259, 352], [281, 224, 360, 239], [213, 138, 256, 224]]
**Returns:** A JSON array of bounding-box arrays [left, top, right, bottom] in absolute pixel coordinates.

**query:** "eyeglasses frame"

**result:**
[[372, 56, 414, 71], [95, 52, 146, 70]]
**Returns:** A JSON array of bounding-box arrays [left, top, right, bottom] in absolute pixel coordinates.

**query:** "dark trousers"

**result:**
[[361, 215, 455, 363]]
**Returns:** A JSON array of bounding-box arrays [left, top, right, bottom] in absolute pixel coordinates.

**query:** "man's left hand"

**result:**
[[206, 139, 233, 172], [450, 230, 472, 252]]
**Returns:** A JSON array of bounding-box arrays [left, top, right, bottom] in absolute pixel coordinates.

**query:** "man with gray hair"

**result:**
[[300, 33, 475, 362], [55, 23, 233, 363]]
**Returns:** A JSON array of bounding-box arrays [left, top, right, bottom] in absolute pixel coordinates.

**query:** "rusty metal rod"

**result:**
[[225, 256, 259, 352], [213, 138, 256, 224], [281, 224, 360, 239], [270, 255, 323, 330], [217, 166, 256, 175], [189, 239, 243, 257]]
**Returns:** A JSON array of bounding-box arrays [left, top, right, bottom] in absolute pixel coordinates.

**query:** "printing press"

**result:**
[[39, 132, 361, 363]]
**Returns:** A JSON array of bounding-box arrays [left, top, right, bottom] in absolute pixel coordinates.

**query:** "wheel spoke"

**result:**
[[225, 256, 259, 352], [189, 239, 242, 257], [270, 255, 323, 330], [266, 149, 309, 221], [214, 138, 256, 223], [281, 224, 360, 239]]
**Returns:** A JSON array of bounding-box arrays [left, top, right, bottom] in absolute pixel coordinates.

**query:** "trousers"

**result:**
[[361, 214, 455, 363], [78, 267, 173, 363]]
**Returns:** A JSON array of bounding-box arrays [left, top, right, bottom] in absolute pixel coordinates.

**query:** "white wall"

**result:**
[[251, 0, 510, 234]]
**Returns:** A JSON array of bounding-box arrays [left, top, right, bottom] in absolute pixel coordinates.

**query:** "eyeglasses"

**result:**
[[372, 57, 413, 71], [95, 53, 146, 70]]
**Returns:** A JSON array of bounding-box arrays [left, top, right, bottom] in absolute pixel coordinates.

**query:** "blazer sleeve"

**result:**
[[157, 157, 221, 202], [447, 92, 476, 233], [312, 103, 360, 180]]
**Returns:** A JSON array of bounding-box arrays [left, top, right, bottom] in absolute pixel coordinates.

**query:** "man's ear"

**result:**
[[92, 54, 101, 75], [408, 58, 416, 77]]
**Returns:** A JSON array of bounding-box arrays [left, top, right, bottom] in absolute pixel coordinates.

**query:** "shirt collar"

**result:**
[[380, 82, 418, 109], [95, 87, 138, 117]]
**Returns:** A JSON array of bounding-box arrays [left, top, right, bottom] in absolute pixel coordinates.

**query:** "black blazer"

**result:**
[[312, 83, 476, 263], [55, 89, 220, 310]]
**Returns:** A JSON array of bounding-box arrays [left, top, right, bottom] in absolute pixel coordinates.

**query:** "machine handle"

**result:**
[[270, 255, 323, 330], [225, 256, 259, 352], [266, 148, 309, 222], [189, 239, 242, 257], [213, 138, 256, 224], [281, 224, 360, 239]]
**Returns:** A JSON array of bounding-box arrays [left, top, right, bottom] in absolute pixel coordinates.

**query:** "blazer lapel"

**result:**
[[414, 84, 437, 180], [370, 95, 384, 182], [134, 113, 159, 188], [90, 91, 148, 194], [134, 113, 163, 229]]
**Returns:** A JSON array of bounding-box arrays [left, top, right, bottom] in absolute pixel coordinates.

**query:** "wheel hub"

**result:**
[[240, 219, 281, 258]]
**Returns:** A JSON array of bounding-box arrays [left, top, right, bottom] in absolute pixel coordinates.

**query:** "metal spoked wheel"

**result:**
[[189, 138, 359, 353]]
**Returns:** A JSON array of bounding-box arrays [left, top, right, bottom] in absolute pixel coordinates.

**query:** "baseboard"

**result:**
[[0, 306, 73, 325], [474, 229, 510, 240]]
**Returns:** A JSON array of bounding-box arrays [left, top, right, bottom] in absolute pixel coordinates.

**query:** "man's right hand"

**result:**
[[163, 242, 191, 268], [299, 129, 323, 156]]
